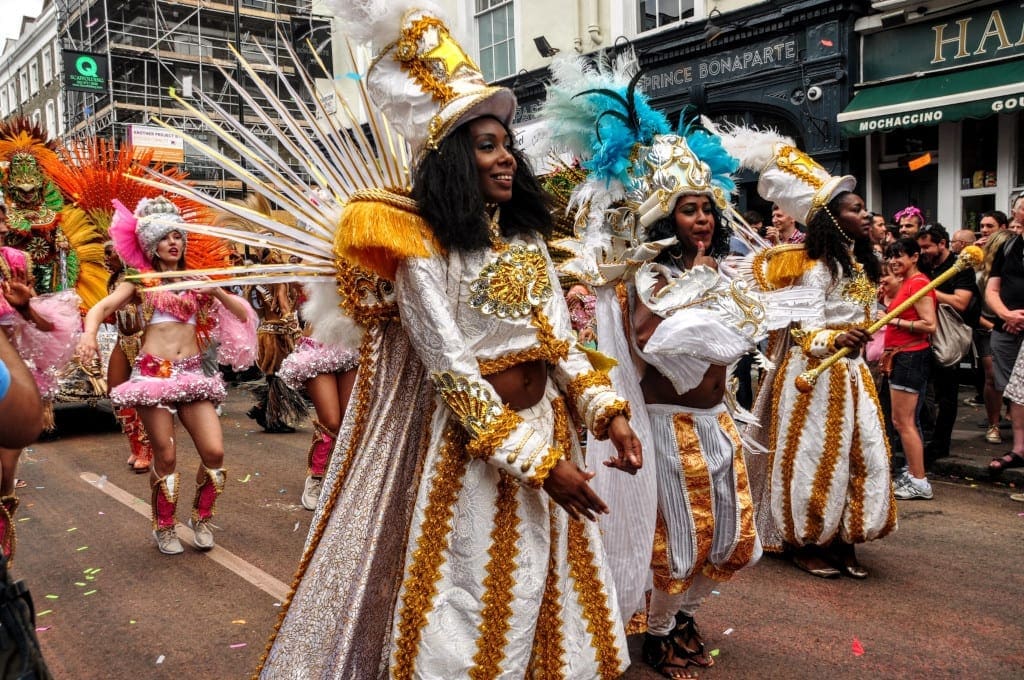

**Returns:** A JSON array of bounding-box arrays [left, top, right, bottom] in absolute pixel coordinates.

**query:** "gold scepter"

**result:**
[[795, 244, 984, 393]]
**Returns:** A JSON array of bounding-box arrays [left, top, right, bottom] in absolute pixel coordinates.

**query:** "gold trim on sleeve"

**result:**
[[591, 399, 631, 441], [433, 371, 504, 439]]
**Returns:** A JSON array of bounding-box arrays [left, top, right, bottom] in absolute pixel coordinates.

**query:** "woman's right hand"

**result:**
[[76, 334, 100, 364], [542, 459, 609, 522]]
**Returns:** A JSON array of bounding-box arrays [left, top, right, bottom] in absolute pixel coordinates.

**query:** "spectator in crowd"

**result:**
[[1011, 193, 1024, 234], [728, 209, 764, 256], [971, 230, 1015, 440], [950, 229, 976, 254], [885, 238, 937, 500], [895, 205, 925, 238], [766, 204, 805, 244], [869, 212, 888, 255], [916, 224, 980, 463], [977, 210, 1008, 247], [985, 206, 1024, 474]]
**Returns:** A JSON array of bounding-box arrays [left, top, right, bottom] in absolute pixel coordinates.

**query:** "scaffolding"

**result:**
[[55, 0, 321, 196]]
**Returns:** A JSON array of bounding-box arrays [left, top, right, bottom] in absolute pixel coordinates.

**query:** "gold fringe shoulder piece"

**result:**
[[334, 192, 439, 281], [753, 244, 814, 291]]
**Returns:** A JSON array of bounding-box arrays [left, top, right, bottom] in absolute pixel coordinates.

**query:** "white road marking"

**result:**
[[80, 472, 291, 601]]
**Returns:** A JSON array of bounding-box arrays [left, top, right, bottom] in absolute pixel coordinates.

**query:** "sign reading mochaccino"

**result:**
[[639, 36, 798, 98], [862, 2, 1024, 82]]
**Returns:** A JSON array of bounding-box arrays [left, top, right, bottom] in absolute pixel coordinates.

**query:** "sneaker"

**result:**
[[892, 468, 910, 486], [986, 426, 1002, 444], [963, 396, 985, 407], [301, 475, 322, 511], [153, 527, 184, 555], [894, 477, 933, 500], [1010, 493, 1024, 503], [188, 518, 214, 550]]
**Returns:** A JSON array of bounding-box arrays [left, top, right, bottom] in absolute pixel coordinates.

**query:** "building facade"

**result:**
[[841, 0, 1024, 230], [54, 0, 322, 195], [0, 0, 64, 141]]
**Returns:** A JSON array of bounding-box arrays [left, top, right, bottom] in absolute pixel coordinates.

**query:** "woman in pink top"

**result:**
[[882, 237, 937, 499]]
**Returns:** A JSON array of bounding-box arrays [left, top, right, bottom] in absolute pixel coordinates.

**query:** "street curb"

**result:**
[[930, 459, 1024, 488]]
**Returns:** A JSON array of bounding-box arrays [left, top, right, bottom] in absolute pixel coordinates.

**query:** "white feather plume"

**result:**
[[323, 0, 443, 47], [701, 116, 793, 174], [302, 281, 366, 351]]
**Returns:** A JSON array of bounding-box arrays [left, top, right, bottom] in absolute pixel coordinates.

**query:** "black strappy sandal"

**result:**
[[642, 632, 699, 679], [671, 612, 715, 668]]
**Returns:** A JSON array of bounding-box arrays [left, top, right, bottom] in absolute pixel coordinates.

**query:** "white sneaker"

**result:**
[[301, 475, 322, 511], [892, 469, 911, 487], [894, 476, 933, 500], [188, 518, 214, 550], [985, 426, 1002, 444], [153, 527, 184, 555]]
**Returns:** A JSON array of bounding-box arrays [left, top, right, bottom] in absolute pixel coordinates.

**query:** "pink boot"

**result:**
[[301, 422, 337, 511], [189, 467, 226, 550], [151, 472, 182, 555], [118, 408, 153, 473]]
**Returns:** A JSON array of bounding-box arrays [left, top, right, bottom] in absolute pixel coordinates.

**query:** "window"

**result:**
[[0, 89, 6, 117], [7, 83, 15, 109], [45, 100, 56, 139], [29, 62, 39, 93], [31, 108, 41, 128], [42, 50, 52, 83], [476, 0, 515, 82], [19, 71, 28, 102], [639, 0, 695, 32]]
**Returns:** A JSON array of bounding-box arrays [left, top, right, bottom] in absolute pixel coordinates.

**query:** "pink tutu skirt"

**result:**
[[277, 337, 359, 391], [111, 353, 226, 408]]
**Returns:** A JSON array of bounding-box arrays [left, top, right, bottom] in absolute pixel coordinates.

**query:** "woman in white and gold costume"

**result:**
[[731, 134, 897, 579], [254, 5, 642, 678]]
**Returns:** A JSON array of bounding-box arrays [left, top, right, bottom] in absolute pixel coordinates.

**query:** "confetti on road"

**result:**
[[156, 655, 165, 665], [723, 628, 734, 635], [67, 527, 77, 533], [35, 627, 51, 632], [710, 649, 720, 657], [83, 590, 97, 596], [98, 512, 105, 515], [74, 582, 86, 587], [38, 610, 52, 617], [229, 643, 247, 649], [232, 619, 246, 625], [76, 546, 89, 552], [130, 620, 136, 625], [17, 518, 29, 523], [711, 590, 720, 595], [852, 638, 865, 656], [45, 595, 58, 600], [238, 474, 252, 483], [293, 521, 300, 532]]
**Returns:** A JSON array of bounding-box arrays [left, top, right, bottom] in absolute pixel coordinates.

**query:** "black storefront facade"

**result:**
[[839, 0, 1024, 230], [507, 0, 870, 219]]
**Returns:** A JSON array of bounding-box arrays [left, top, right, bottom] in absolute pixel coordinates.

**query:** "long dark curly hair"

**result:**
[[805, 191, 881, 284], [647, 196, 732, 266], [412, 115, 553, 253]]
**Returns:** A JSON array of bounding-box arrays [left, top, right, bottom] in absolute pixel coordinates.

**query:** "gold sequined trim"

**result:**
[[528, 509, 566, 678], [334, 260, 399, 325], [470, 472, 521, 679], [347, 187, 420, 212], [525, 398, 569, 487], [591, 399, 631, 441], [567, 520, 622, 679], [433, 371, 504, 440], [651, 511, 691, 594], [566, 370, 613, 407], [846, 378, 867, 544], [466, 407, 523, 461], [779, 358, 816, 546], [702, 413, 757, 581], [859, 363, 898, 539], [394, 15, 461, 103], [531, 308, 571, 364], [469, 244, 554, 319], [477, 338, 569, 376], [803, 360, 847, 543], [841, 264, 876, 308], [393, 424, 469, 680]]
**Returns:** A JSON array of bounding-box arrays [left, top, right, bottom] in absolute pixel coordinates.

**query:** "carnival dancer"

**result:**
[[77, 197, 255, 555], [728, 131, 897, 578], [277, 282, 358, 510], [104, 241, 152, 473], [120, 4, 643, 676], [0, 203, 81, 561]]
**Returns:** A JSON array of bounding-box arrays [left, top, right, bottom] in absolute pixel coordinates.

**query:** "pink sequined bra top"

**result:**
[[142, 289, 208, 327]]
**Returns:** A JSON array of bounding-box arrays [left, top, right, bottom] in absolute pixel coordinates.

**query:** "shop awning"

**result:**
[[838, 60, 1024, 136]]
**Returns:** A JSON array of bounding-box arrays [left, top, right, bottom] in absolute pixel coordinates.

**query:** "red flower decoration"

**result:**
[[139, 355, 172, 378]]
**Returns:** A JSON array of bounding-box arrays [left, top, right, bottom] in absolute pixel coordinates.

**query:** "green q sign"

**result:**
[[62, 50, 107, 93]]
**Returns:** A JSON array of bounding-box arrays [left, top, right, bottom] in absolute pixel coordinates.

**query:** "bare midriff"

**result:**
[[485, 359, 548, 411], [641, 363, 726, 409], [141, 321, 200, 360]]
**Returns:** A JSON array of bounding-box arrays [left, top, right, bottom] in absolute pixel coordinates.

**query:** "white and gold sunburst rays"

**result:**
[[127, 32, 412, 290]]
